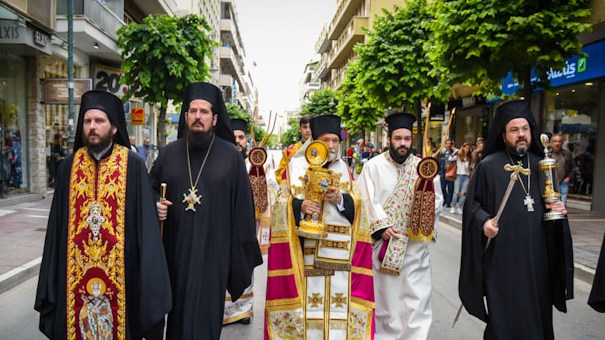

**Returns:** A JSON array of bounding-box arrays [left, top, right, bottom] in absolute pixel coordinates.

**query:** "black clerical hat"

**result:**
[[231, 118, 248, 133], [311, 115, 341, 141], [483, 100, 543, 158], [177, 82, 235, 144], [73, 90, 130, 153], [385, 112, 416, 135]]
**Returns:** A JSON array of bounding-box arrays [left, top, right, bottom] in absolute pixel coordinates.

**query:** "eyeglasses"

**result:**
[[506, 126, 530, 135]]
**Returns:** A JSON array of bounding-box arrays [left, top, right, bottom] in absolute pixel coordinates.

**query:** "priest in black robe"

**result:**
[[459, 100, 574, 339], [35, 90, 172, 339], [151, 82, 262, 340], [589, 233, 605, 312]]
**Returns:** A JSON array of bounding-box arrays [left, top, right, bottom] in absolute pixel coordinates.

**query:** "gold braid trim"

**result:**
[[313, 260, 352, 272], [305, 268, 335, 277]]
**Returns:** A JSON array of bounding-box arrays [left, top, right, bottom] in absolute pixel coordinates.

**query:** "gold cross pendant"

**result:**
[[183, 187, 202, 211]]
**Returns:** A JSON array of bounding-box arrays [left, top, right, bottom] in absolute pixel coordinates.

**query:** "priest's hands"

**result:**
[[546, 201, 567, 215], [157, 200, 173, 221], [302, 200, 321, 215], [483, 218, 499, 239], [382, 227, 401, 241], [323, 186, 342, 205]]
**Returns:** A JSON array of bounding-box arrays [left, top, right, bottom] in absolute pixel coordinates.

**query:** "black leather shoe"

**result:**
[[238, 318, 251, 325]]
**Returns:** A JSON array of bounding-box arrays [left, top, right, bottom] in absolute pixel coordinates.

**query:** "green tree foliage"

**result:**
[[225, 103, 267, 145], [354, 0, 444, 110], [301, 88, 338, 117], [429, 0, 592, 100], [280, 117, 301, 148], [337, 60, 384, 135], [118, 14, 216, 145], [226, 103, 250, 122]]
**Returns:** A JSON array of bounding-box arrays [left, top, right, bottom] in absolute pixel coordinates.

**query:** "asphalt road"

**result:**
[[4, 222, 602, 339]]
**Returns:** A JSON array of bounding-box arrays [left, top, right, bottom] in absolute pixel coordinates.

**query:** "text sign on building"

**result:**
[[131, 108, 145, 125], [93, 64, 129, 98], [44, 79, 92, 104], [501, 39, 605, 95]]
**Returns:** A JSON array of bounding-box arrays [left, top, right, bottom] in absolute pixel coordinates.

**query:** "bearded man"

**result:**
[[264, 115, 375, 339], [459, 100, 573, 339], [357, 112, 442, 339], [151, 82, 262, 340], [35, 90, 171, 340]]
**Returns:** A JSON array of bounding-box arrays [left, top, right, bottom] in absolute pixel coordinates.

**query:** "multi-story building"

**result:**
[[176, 0, 255, 112], [314, 0, 401, 91], [0, 0, 176, 198], [299, 60, 320, 107]]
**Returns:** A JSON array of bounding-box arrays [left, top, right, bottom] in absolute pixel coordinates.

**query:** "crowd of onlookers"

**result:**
[[437, 134, 594, 213]]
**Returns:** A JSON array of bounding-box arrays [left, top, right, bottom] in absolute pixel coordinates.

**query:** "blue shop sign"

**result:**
[[501, 39, 605, 96]]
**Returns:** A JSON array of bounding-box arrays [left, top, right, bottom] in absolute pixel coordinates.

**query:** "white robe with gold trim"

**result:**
[[357, 152, 442, 340]]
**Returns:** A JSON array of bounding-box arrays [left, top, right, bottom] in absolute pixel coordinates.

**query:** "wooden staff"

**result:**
[[160, 183, 167, 237]]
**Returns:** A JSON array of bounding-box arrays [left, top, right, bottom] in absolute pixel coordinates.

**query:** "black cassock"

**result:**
[[459, 150, 573, 340], [589, 232, 605, 312], [35, 148, 172, 339], [150, 137, 263, 340]]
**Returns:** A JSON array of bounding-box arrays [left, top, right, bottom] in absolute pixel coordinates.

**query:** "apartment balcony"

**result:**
[[220, 18, 245, 58], [315, 23, 332, 54], [328, 16, 367, 70], [56, 0, 125, 61], [219, 74, 234, 88], [329, 0, 363, 40], [129, 0, 178, 16], [219, 46, 244, 86], [316, 53, 331, 79]]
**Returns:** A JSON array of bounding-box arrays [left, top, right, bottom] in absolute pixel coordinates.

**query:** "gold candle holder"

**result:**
[[539, 134, 565, 221]]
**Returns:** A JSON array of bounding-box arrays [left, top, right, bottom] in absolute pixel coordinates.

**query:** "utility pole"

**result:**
[[67, 0, 75, 151]]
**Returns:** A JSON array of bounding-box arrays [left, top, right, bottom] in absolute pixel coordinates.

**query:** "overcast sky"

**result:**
[[236, 0, 336, 116]]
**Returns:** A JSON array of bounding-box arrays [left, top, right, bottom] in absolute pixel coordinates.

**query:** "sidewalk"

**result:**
[[0, 193, 52, 294], [440, 205, 605, 283]]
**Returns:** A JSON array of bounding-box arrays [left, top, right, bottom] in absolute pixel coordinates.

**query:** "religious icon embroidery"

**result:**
[[78, 278, 114, 339]]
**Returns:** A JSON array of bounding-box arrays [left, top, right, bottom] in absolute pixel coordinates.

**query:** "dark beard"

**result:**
[[389, 144, 411, 164], [187, 130, 213, 150], [240, 147, 247, 159], [84, 132, 114, 154]]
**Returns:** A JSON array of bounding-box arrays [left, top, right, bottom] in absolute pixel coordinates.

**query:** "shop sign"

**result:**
[[44, 78, 92, 104], [93, 64, 129, 98], [429, 102, 445, 121], [0, 19, 51, 54], [131, 108, 145, 125], [33, 30, 48, 47], [501, 39, 605, 95]]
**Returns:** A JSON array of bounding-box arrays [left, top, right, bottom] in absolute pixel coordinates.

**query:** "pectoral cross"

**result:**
[[524, 195, 535, 212], [183, 187, 202, 212]]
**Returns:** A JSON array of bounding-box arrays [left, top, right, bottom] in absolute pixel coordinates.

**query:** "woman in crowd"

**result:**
[[450, 142, 471, 214]]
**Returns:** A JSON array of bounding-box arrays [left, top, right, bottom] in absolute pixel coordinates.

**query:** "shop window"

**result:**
[[543, 80, 600, 199], [0, 53, 28, 197]]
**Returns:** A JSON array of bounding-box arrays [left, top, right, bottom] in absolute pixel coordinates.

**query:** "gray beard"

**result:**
[[516, 145, 528, 155]]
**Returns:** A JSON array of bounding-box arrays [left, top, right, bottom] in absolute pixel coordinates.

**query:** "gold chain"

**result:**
[[186, 134, 216, 189]]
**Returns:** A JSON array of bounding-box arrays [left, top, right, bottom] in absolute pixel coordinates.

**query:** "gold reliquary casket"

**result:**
[[297, 141, 340, 239]]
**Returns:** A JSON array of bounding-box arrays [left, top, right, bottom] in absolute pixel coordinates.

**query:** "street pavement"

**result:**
[[2, 223, 604, 339]]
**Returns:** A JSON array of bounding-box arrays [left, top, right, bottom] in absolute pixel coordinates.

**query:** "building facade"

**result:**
[[0, 0, 177, 199]]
